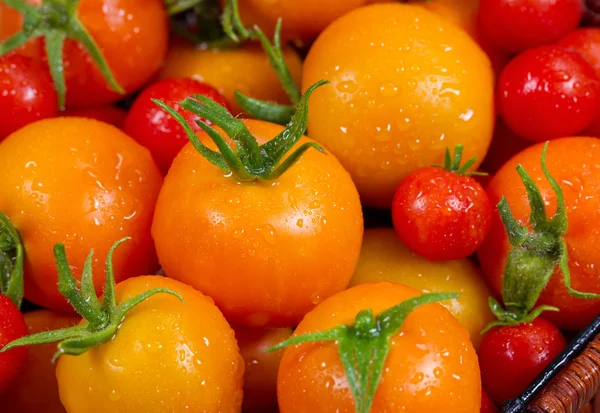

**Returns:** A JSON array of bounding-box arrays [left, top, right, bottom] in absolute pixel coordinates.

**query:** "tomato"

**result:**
[[234, 326, 292, 413], [391, 155, 492, 261], [479, 318, 566, 404], [478, 137, 600, 330], [124, 78, 232, 175], [0, 117, 162, 311], [498, 46, 600, 142], [0, 310, 79, 413], [481, 119, 531, 175], [159, 43, 302, 115], [478, 0, 583, 54], [0, 295, 27, 394], [277, 282, 481, 412], [222, 0, 368, 43], [55, 275, 244, 412], [481, 389, 498, 413], [153, 119, 363, 327], [0, 54, 58, 141], [62, 106, 127, 130], [302, 4, 494, 208], [349, 228, 495, 350], [0, 0, 169, 107]]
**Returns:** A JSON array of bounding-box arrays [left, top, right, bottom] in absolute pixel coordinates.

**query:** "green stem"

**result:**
[[269, 292, 459, 413], [434, 144, 486, 176], [1, 238, 183, 359], [0, 0, 124, 109], [0, 212, 24, 309]]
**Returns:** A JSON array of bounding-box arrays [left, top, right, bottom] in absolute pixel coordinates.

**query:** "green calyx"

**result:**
[[222, 0, 302, 125], [0, 0, 124, 110], [153, 79, 328, 181], [435, 145, 486, 176], [0, 212, 24, 308], [482, 142, 600, 334], [269, 292, 459, 413], [1, 238, 182, 360]]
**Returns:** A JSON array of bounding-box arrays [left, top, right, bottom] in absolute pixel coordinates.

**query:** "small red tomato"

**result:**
[[479, 318, 566, 404], [391, 148, 492, 261], [481, 389, 498, 413], [558, 28, 600, 78], [478, 0, 583, 54], [124, 78, 232, 175], [62, 106, 127, 130], [498, 46, 600, 142], [0, 54, 58, 141], [0, 295, 28, 393]]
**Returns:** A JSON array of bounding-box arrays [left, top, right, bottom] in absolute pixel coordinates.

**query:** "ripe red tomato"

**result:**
[[0, 54, 57, 141], [481, 389, 498, 413], [498, 46, 600, 142], [62, 106, 127, 130], [479, 318, 566, 404], [0, 295, 28, 393], [124, 78, 232, 174], [478, 0, 583, 54], [391, 153, 492, 261]]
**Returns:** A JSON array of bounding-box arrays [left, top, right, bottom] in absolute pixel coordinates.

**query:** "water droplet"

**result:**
[[109, 390, 121, 402], [296, 219, 304, 228], [258, 224, 276, 245]]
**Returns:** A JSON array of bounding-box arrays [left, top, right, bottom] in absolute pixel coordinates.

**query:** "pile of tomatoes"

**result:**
[[1, 0, 600, 411]]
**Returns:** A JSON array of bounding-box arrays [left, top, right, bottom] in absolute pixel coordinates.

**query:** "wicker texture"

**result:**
[[527, 336, 600, 413]]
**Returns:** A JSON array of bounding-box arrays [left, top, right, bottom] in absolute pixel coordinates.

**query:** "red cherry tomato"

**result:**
[[0, 54, 58, 141], [62, 106, 127, 130], [481, 389, 498, 413], [479, 318, 566, 404], [392, 165, 492, 261], [0, 295, 28, 393], [478, 0, 583, 54], [558, 28, 600, 78], [498, 46, 600, 142], [124, 78, 232, 174]]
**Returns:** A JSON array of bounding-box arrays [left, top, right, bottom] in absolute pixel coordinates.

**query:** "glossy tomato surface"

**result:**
[[124, 78, 232, 174], [479, 318, 566, 404], [0, 310, 80, 413], [277, 282, 481, 412], [153, 119, 363, 328], [303, 4, 494, 208], [159, 43, 302, 115], [478, 137, 600, 330], [56, 276, 244, 413], [349, 228, 494, 349], [0, 295, 28, 394], [0, 54, 57, 141], [0, 0, 169, 107], [0, 118, 162, 311]]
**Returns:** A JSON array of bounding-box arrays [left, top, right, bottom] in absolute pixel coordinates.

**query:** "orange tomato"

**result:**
[[56, 276, 244, 412], [277, 282, 481, 412], [153, 119, 363, 327], [0, 310, 80, 413], [61, 106, 127, 130], [234, 326, 292, 413], [0, 118, 162, 311], [0, 0, 168, 107], [302, 4, 495, 208], [478, 137, 600, 330], [159, 43, 303, 114], [350, 228, 494, 349], [223, 0, 368, 43]]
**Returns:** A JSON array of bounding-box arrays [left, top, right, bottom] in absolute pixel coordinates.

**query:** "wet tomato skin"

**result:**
[[498, 46, 600, 142], [124, 78, 232, 175], [0, 295, 28, 394], [0, 54, 58, 141], [392, 166, 492, 261], [479, 318, 566, 404], [478, 0, 583, 54]]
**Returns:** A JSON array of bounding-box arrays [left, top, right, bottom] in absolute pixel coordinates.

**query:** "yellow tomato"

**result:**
[[350, 228, 494, 349], [159, 42, 303, 114], [56, 276, 244, 413], [303, 4, 494, 208]]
